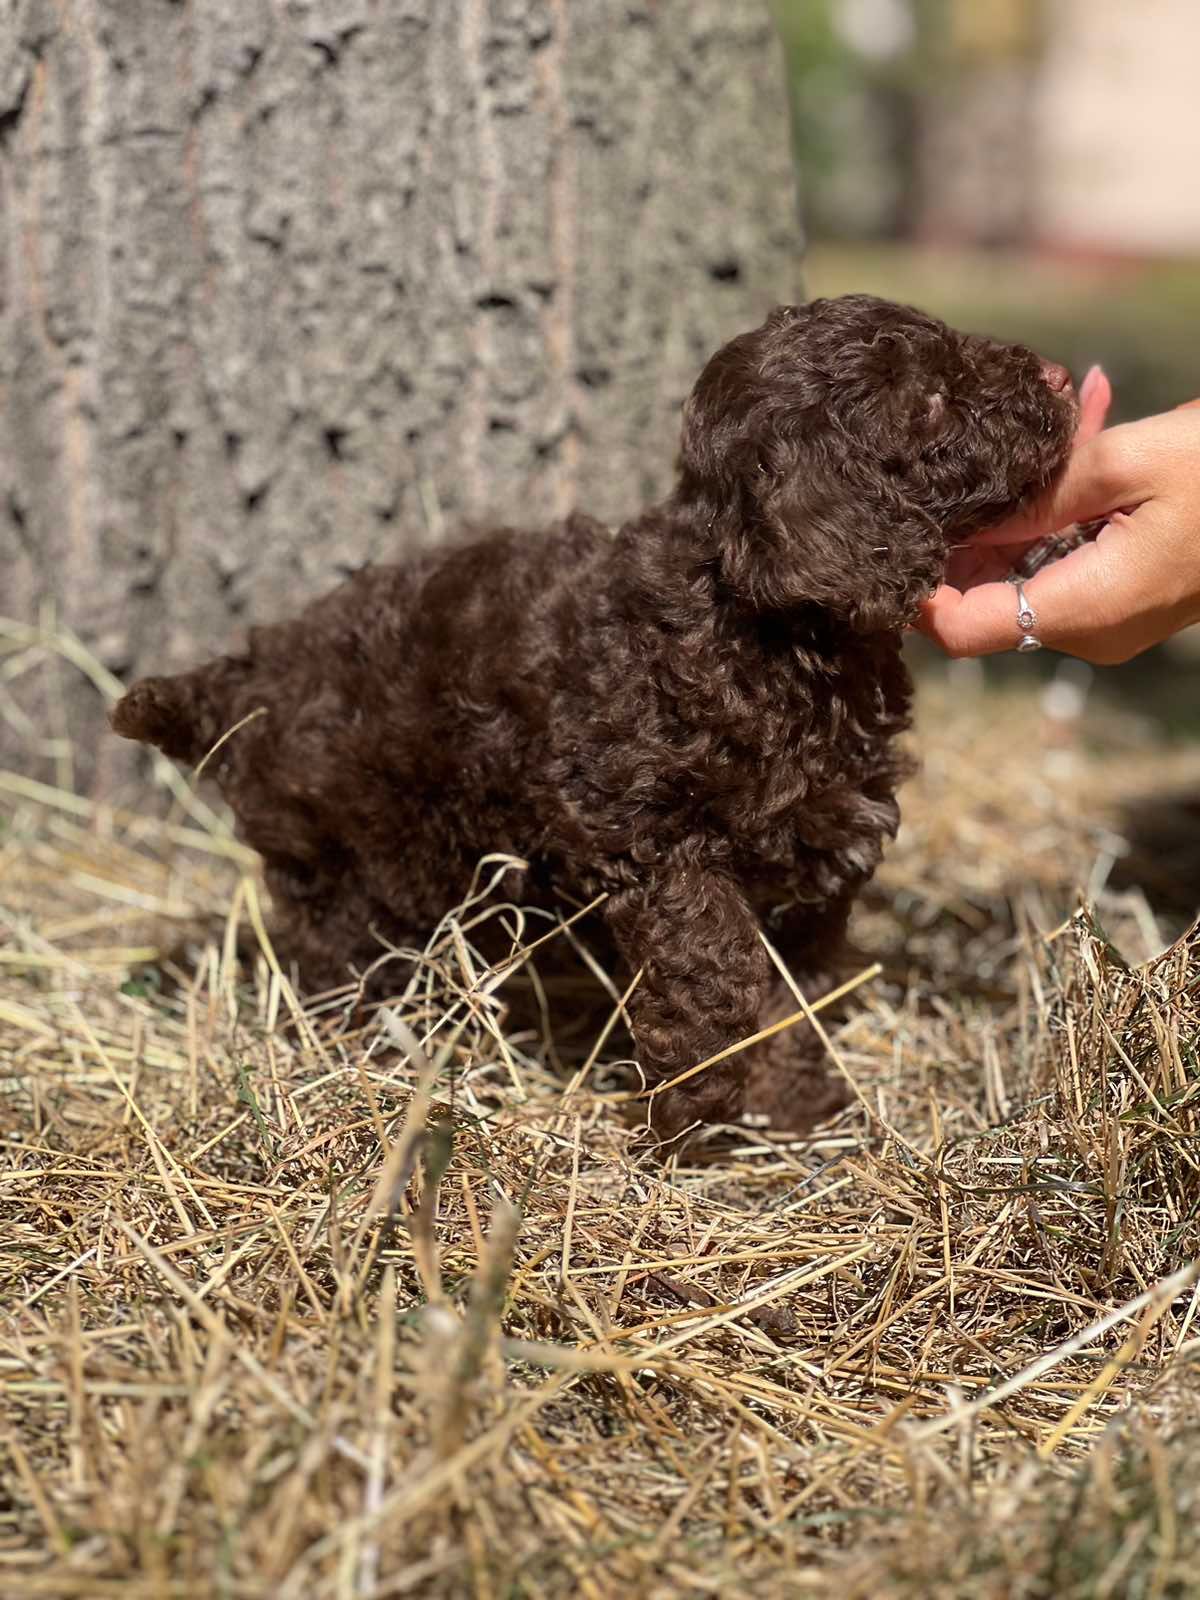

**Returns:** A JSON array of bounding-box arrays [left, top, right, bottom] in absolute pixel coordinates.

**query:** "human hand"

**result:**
[[917, 371, 1200, 665]]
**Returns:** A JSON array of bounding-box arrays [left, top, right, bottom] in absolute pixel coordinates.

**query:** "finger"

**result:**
[[971, 417, 1151, 547], [967, 366, 1111, 553], [917, 539, 1124, 659], [916, 582, 1027, 657], [1074, 365, 1112, 445], [942, 372, 1109, 586]]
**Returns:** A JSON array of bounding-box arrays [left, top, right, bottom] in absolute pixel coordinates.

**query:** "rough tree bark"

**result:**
[[0, 0, 800, 791]]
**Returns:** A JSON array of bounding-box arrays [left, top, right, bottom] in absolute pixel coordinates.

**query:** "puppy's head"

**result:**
[[678, 293, 1077, 632]]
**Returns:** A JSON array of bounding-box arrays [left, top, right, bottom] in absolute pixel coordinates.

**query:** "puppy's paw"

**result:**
[[648, 1061, 746, 1146], [742, 1050, 851, 1132]]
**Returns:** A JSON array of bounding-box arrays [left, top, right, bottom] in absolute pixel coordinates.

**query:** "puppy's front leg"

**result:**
[[742, 892, 857, 1131], [603, 868, 770, 1139]]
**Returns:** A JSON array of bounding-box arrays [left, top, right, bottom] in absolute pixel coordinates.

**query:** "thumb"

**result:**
[[1074, 364, 1112, 446]]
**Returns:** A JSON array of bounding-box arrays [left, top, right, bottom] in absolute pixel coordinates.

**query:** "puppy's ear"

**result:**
[[718, 465, 946, 633]]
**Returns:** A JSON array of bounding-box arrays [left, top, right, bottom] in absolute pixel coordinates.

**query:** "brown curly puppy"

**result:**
[[113, 295, 1077, 1139]]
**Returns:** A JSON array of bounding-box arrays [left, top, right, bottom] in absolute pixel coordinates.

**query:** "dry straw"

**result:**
[[3, 625, 1200, 1597]]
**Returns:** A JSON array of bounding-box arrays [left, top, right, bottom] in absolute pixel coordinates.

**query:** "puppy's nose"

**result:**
[[1041, 360, 1072, 394]]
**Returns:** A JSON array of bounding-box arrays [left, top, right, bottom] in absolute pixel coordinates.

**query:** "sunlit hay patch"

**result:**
[[3, 625, 1200, 1597]]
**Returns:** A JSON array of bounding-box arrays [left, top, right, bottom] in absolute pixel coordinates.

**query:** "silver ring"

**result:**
[[1008, 578, 1042, 653]]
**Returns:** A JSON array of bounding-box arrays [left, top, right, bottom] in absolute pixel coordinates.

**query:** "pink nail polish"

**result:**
[[1079, 365, 1102, 404]]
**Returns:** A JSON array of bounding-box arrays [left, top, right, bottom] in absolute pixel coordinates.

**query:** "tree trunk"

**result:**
[[0, 0, 800, 793]]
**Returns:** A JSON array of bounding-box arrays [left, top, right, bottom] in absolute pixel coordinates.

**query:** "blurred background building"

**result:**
[[776, 0, 1200, 419], [1032, 0, 1200, 258], [779, 0, 1200, 255]]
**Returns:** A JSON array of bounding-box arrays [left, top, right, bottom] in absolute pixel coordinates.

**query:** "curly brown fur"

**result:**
[[112, 295, 1077, 1141]]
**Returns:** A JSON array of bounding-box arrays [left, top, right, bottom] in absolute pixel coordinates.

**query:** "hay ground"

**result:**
[[4, 653, 1200, 1599]]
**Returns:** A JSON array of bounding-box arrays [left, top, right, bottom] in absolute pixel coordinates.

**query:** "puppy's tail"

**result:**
[[111, 657, 253, 769]]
